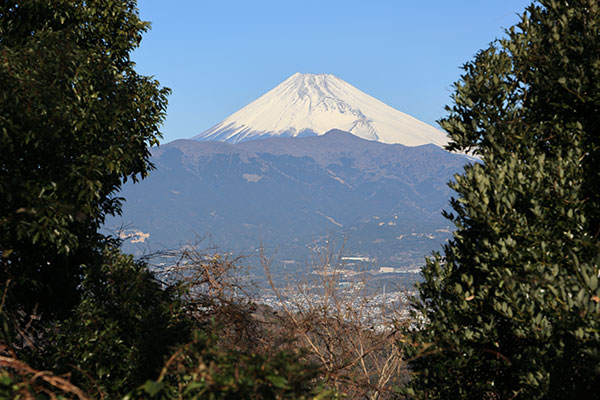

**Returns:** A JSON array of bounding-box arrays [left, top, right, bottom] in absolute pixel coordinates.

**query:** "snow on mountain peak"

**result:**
[[192, 73, 448, 147]]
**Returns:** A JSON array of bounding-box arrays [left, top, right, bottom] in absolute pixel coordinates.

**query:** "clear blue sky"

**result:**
[[133, 0, 534, 144]]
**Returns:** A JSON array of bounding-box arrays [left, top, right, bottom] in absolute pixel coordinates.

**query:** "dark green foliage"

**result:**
[[0, 0, 180, 396], [404, 1, 600, 398], [37, 247, 191, 397], [0, 373, 26, 400], [0, 0, 169, 319], [0, 371, 53, 400], [0, 361, 88, 399], [126, 331, 334, 400], [0, 2, 333, 398]]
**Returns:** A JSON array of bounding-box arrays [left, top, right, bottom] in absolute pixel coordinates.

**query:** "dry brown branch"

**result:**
[[148, 243, 268, 353], [261, 243, 412, 399], [0, 279, 10, 310], [144, 241, 414, 399], [0, 353, 90, 400]]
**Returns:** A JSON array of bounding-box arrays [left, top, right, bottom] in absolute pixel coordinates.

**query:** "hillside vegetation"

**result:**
[[1, 0, 599, 399]]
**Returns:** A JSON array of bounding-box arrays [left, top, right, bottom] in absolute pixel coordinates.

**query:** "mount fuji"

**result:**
[[193, 73, 448, 147], [108, 74, 471, 273]]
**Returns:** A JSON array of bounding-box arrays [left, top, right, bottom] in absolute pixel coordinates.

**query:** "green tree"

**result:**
[[39, 248, 191, 397], [128, 331, 333, 400], [0, 0, 169, 320], [0, 2, 335, 398], [404, 1, 600, 398]]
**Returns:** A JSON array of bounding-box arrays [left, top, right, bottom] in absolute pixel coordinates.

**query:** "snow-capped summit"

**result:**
[[192, 73, 448, 147]]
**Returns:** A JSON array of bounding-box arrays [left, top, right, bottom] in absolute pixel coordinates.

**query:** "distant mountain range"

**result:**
[[107, 74, 469, 271], [193, 73, 448, 146], [107, 130, 469, 269]]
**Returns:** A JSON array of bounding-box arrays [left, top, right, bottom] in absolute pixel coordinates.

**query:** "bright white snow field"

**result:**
[[193, 72, 448, 147]]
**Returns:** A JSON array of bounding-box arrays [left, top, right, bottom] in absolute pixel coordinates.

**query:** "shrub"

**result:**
[[403, 1, 600, 398]]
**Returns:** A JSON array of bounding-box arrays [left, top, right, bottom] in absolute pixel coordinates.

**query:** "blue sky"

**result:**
[[134, 0, 534, 144]]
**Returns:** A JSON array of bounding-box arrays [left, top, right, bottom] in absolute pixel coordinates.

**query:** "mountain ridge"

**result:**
[[109, 131, 469, 267]]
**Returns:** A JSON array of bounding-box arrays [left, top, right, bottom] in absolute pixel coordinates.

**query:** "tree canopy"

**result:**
[[0, 0, 169, 317], [405, 1, 600, 398], [0, 3, 335, 399]]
